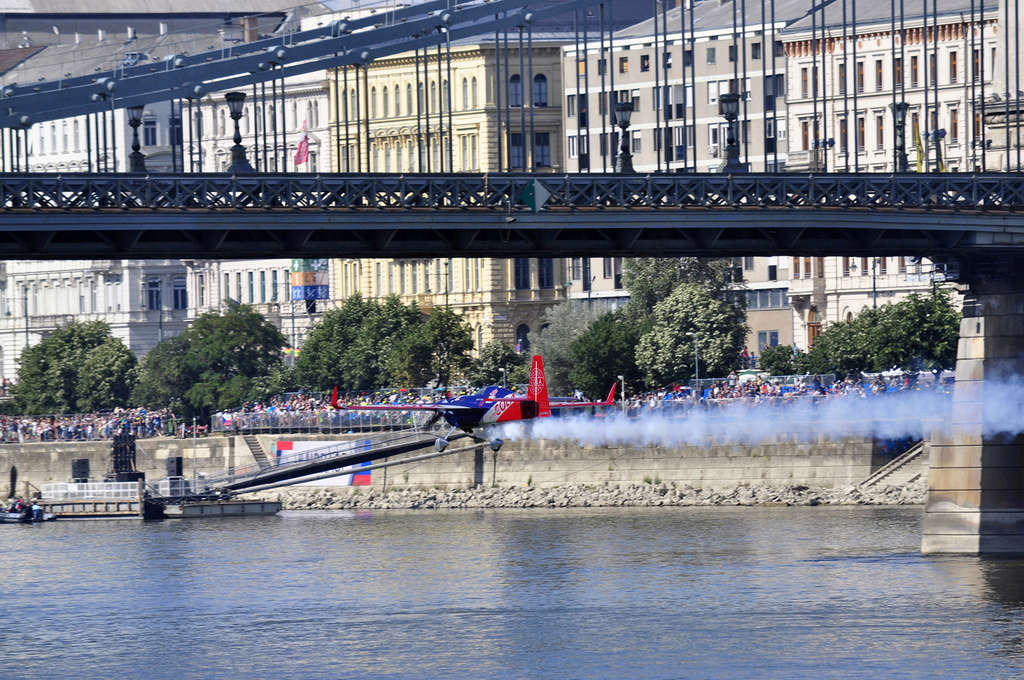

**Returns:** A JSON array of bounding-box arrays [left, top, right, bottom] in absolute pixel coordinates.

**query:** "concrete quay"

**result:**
[[2, 432, 890, 498]]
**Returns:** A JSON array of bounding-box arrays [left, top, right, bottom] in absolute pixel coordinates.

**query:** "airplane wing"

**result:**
[[549, 383, 617, 410]]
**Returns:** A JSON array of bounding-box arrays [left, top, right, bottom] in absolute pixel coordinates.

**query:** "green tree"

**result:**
[[621, 257, 738, 321], [757, 344, 798, 376], [531, 300, 604, 395], [567, 310, 643, 399], [295, 295, 376, 391], [635, 283, 747, 386], [388, 307, 474, 386], [132, 302, 286, 418], [468, 341, 529, 387], [15, 321, 136, 414], [77, 339, 139, 411], [788, 290, 961, 376]]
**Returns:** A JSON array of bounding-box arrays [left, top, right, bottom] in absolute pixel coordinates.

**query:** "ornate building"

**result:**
[[328, 38, 572, 352]]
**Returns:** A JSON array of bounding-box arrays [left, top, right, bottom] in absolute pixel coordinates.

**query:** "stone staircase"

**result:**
[[858, 441, 930, 490], [242, 434, 273, 470]]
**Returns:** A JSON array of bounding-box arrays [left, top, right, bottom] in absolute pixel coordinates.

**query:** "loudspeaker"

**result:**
[[113, 471, 145, 483], [166, 456, 183, 477], [71, 458, 89, 483]]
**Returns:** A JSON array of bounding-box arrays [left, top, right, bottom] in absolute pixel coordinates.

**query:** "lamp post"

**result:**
[[614, 101, 634, 173], [890, 101, 909, 172], [617, 374, 625, 412], [686, 331, 700, 388], [498, 367, 506, 388], [224, 91, 254, 174], [127, 105, 147, 173], [931, 128, 946, 171], [718, 92, 745, 173]]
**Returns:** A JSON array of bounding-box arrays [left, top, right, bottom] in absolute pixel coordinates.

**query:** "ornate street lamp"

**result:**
[[614, 101, 634, 174], [225, 91, 255, 174], [127, 104, 147, 173], [890, 101, 909, 172], [718, 92, 744, 173]]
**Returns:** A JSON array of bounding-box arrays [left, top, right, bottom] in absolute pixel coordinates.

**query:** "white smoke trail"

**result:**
[[496, 379, 1024, 447]]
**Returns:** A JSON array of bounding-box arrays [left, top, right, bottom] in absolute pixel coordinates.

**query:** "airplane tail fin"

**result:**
[[330, 386, 339, 410], [527, 355, 551, 417], [605, 382, 617, 405]]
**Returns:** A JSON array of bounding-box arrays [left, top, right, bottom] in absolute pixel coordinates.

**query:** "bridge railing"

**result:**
[[3, 172, 1024, 212]]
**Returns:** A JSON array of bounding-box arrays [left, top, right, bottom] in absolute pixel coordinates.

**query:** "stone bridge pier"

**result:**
[[923, 255, 1024, 554]]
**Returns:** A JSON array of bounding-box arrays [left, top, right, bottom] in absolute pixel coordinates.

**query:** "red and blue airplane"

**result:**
[[331, 355, 616, 451]]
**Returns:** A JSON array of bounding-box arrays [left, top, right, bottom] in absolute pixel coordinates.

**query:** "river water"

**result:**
[[4, 506, 1024, 679]]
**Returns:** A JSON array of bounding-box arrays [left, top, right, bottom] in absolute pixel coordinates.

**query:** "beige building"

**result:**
[[781, 2, 985, 349], [783, 0, 1000, 173], [560, 0, 822, 174], [565, 257, 628, 311], [327, 39, 572, 353]]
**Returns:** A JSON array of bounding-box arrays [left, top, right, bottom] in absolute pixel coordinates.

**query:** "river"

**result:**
[[3, 506, 1024, 679]]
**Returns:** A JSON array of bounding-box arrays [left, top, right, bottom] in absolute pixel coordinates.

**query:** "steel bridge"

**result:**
[[2, 171, 1023, 259]]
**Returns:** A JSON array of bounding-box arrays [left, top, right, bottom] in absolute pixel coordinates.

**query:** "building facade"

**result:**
[[780, 2, 986, 349], [327, 40, 572, 353], [0, 259, 188, 380]]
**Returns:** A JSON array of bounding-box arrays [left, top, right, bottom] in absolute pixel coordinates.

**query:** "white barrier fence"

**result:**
[[42, 481, 140, 499]]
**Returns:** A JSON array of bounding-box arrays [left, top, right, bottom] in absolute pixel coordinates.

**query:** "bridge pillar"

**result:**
[[922, 255, 1024, 554]]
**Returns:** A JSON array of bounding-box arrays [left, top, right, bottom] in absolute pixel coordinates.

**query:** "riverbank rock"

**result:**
[[241, 477, 927, 511]]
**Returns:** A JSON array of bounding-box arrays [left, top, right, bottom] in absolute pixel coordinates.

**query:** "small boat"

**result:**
[[0, 509, 57, 523]]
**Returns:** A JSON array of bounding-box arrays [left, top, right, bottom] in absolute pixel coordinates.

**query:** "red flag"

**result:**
[[294, 132, 309, 166]]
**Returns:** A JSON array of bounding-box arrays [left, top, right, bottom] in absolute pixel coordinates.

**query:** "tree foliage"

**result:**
[[15, 321, 137, 414], [388, 306, 474, 387], [621, 257, 739, 321], [635, 283, 748, 386], [531, 300, 604, 395], [132, 301, 286, 418], [468, 341, 529, 387], [794, 290, 961, 375], [756, 344, 798, 376], [568, 310, 643, 399]]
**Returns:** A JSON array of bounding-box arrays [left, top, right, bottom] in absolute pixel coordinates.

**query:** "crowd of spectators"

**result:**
[[0, 408, 177, 443], [621, 370, 953, 415], [0, 369, 955, 442]]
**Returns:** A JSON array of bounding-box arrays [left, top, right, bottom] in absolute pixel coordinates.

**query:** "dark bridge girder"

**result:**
[[1, 172, 1024, 259]]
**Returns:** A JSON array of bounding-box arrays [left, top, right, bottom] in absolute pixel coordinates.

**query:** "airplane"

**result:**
[[330, 355, 616, 452]]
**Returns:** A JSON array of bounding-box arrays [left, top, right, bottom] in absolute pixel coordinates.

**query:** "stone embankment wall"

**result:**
[[0, 432, 887, 499]]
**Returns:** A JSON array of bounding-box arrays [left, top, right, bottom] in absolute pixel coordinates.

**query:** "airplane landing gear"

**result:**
[[435, 426, 460, 453]]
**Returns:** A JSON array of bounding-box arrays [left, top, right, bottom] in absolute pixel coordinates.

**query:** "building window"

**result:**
[[875, 60, 883, 91], [571, 257, 582, 280], [509, 74, 523, 107], [949, 51, 958, 83], [876, 114, 885, 149], [894, 57, 903, 87], [247, 271, 254, 303], [856, 116, 865, 151], [838, 63, 847, 94], [752, 42, 761, 60], [514, 258, 530, 290], [197, 275, 205, 307], [729, 45, 737, 62], [147, 279, 161, 311], [271, 270, 279, 301], [631, 130, 642, 153], [143, 120, 157, 146], [950, 109, 959, 142], [515, 324, 531, 354], [259, 271, 266, 303], [641, 54, 650, 72], [509, 133, 525, 169], [535, 132, 551, 168], [619, 56, 629, 74], [532, 74, 548, 107], [567, 94, 576, 117], [706, 47, 716, 65], [842, 256, 851, 277], [856, 61, 865, 93], [911, 55, 919, 87], [538, 258, 554, 289], [801, 67, 808, 98], [173, 277, 187, 310]]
